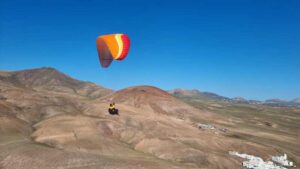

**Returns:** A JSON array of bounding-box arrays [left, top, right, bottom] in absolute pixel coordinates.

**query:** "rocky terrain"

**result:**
[[0, 68, 299, 169]]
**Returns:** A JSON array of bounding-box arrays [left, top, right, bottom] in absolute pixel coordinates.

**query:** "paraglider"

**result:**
[[96, 33, 130, 115], [96, 33, 130, 68], [108, 102, 119, 115]]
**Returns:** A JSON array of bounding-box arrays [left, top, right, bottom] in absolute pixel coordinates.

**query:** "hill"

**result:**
[[0, 68, 299, 169], [0, 67, 112, 99]]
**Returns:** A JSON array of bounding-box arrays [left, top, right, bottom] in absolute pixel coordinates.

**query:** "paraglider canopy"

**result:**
[[96, 34, 130, 68]]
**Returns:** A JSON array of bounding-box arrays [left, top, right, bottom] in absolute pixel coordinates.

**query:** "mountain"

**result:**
[[0, 67, 113, 98], [292, 98, 300, 103], [1, 67, 299, 169], [264, 98, 300, 107], [169, 89, 300, 107], [168, 88, 230, 101], [231, 97, 248, 103]]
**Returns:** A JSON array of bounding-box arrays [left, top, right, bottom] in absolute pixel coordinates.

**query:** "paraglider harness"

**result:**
[[108, 103, 119, 115]]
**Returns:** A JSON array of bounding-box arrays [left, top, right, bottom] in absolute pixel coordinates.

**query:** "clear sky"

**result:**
[[0, 0, 299, 100]]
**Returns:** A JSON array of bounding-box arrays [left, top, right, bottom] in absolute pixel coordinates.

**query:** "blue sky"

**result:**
[[0, 0, 299, 100]]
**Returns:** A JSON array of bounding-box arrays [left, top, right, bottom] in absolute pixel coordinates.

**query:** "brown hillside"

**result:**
[[0, 68, 298, 169]]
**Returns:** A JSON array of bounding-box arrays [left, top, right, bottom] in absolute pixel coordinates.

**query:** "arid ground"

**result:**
[[0, 68, 299, 169]]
